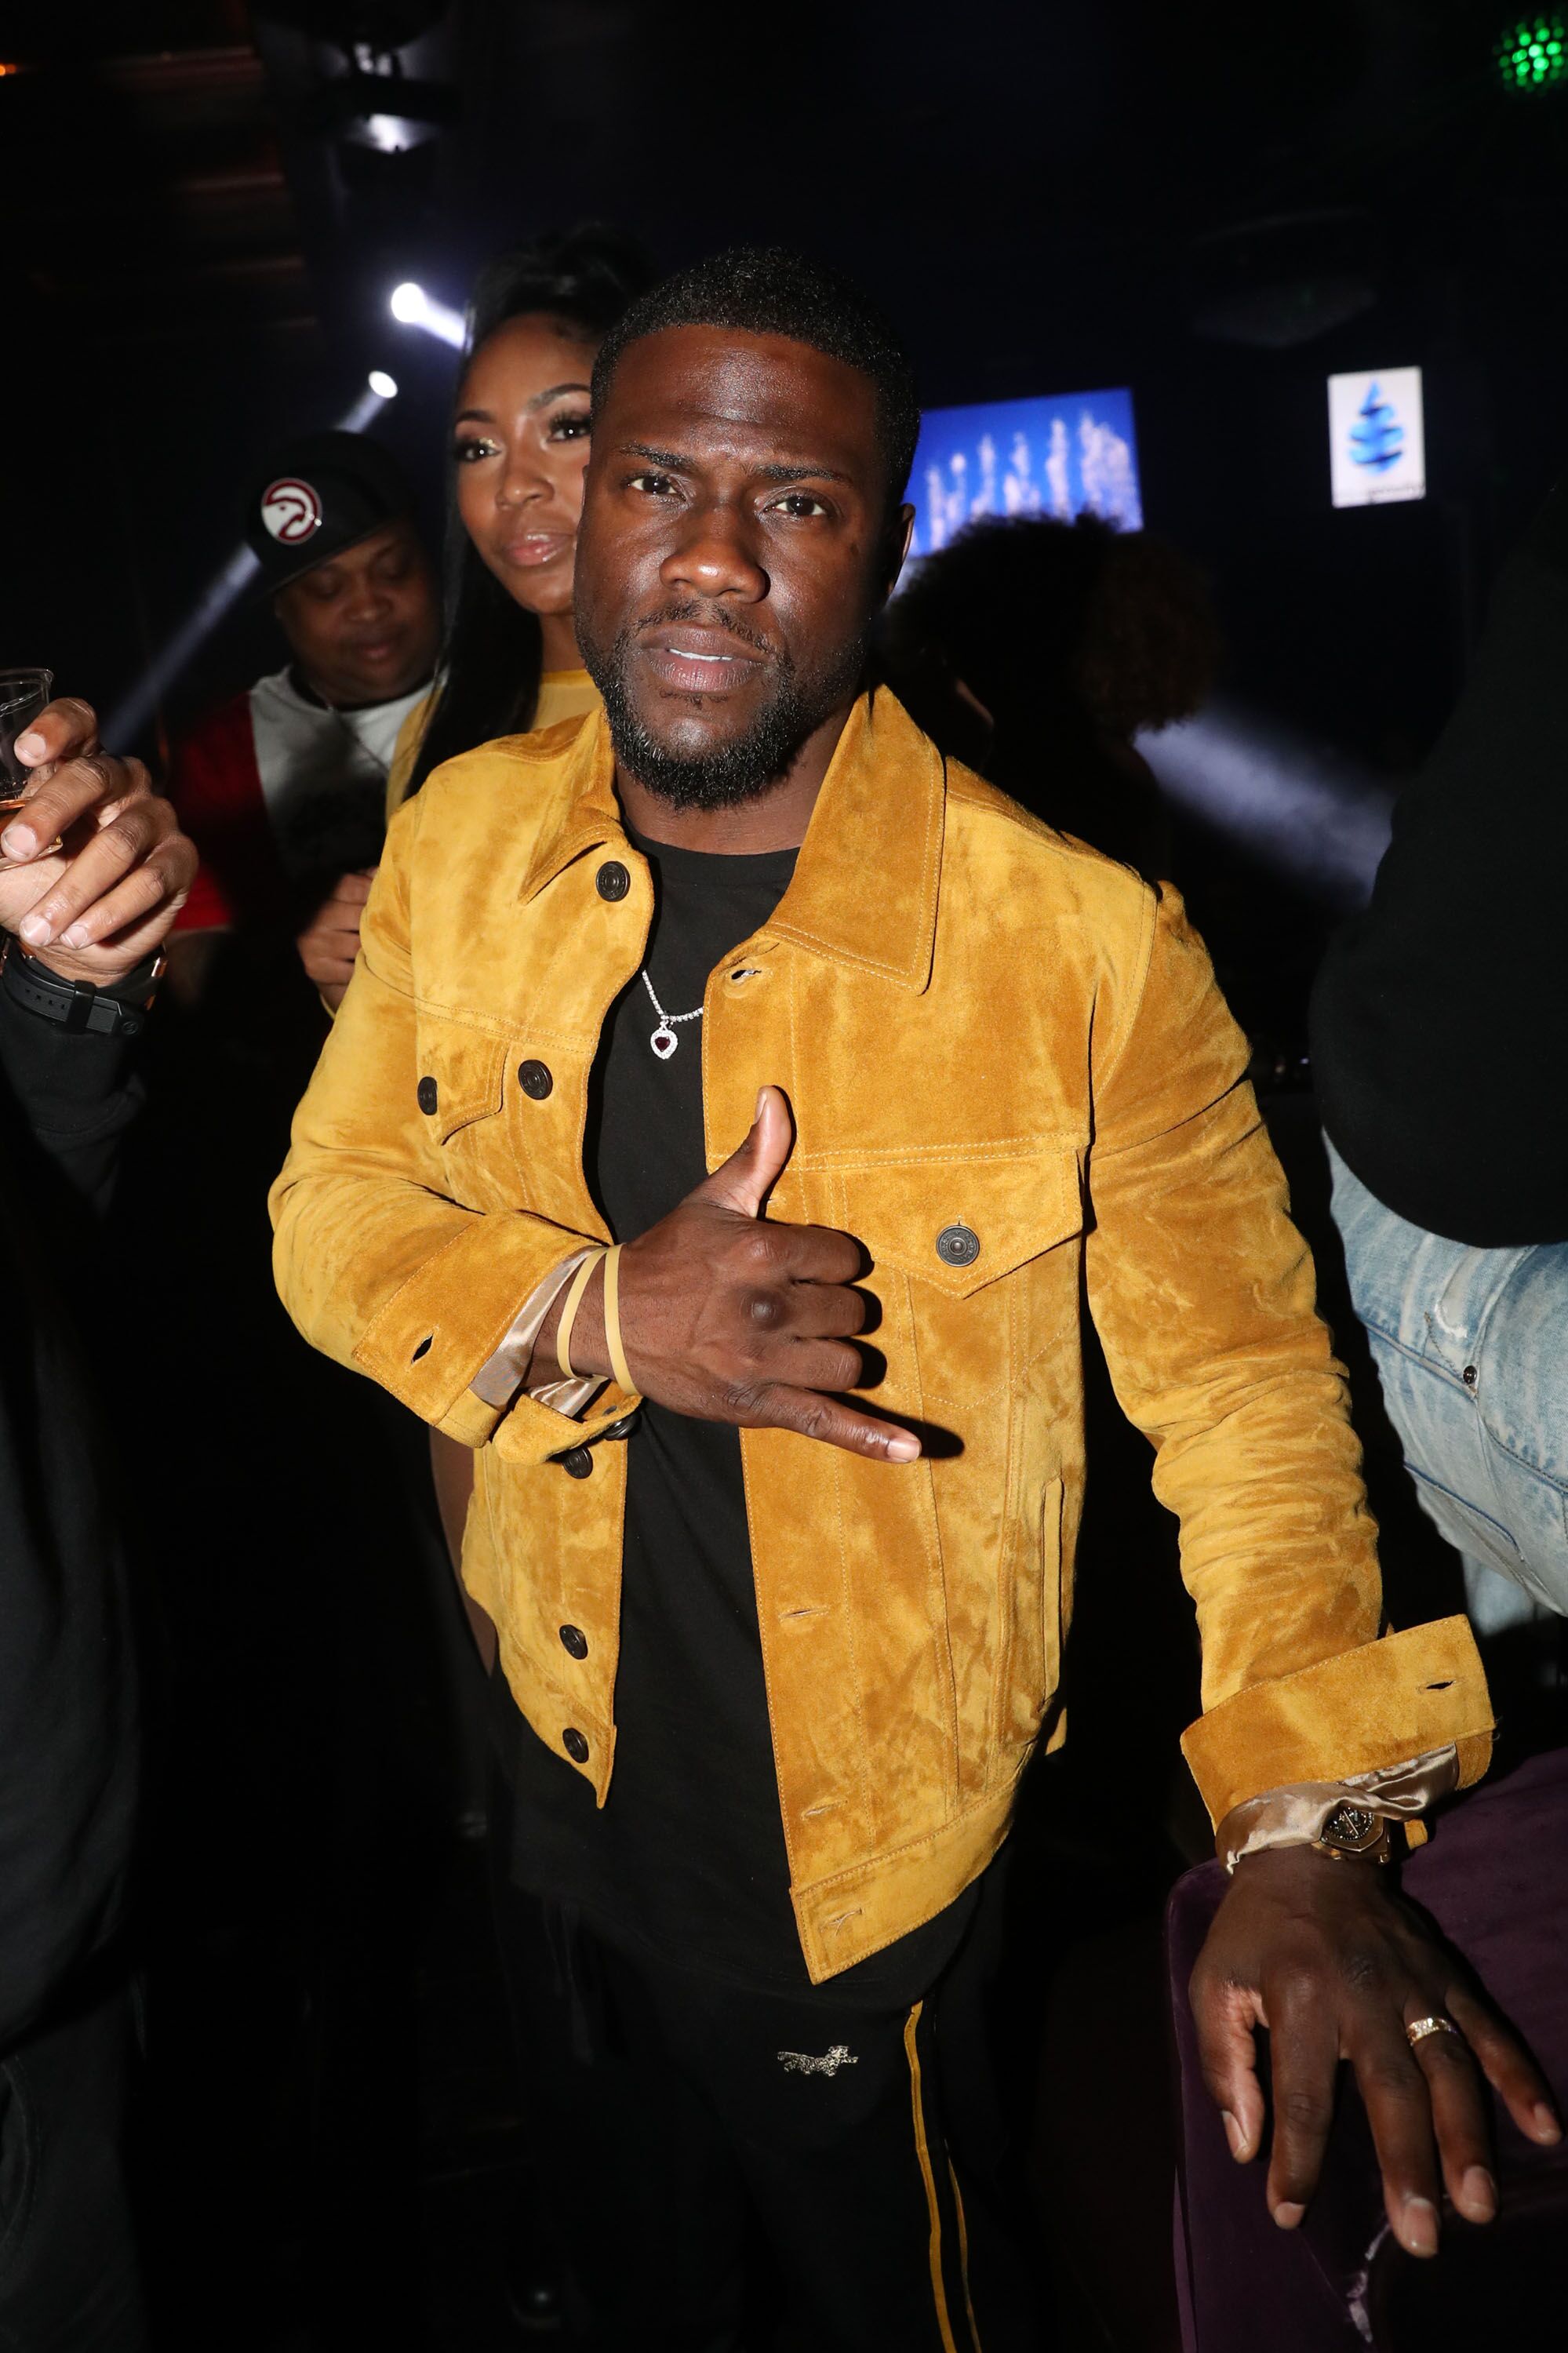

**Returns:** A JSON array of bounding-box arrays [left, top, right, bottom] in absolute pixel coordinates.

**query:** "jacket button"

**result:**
[[595, 860, 631, 901], [1463, 1364, 1478, 1387], [936, 1223, 980, 1267], [417, 1075, 438, 1115], [559, 1624, 588, 1660], [560, 1446, 593, 1479], [602, 1414, 638, 1441], [562, 1727, 590, 1763], [518, 1059, 553, 1100]]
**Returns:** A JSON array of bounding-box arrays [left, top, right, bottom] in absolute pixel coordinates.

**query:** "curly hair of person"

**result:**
[[886, 514, 1222, 739]]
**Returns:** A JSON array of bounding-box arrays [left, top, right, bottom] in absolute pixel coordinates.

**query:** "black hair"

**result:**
[[404, 223, 653, 798], [590, 245, 921, 509], [878, 514, 1222, 877], [882, 514, 1221, 742]]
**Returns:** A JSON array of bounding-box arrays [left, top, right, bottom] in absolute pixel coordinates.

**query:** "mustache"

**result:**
[[631, 601, 774, 660]]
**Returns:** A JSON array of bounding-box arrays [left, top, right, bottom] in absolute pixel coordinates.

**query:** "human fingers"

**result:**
[[1188, 1958, 1268, 2165], [10, 696, 100, 771], [1344, 2010, 1443, 2256], [329, 871, 374, 908], [13, 791, 183, 950], [736, 1379, 919, 1462], [301, 917, 365, 951], [1446, 1982, 1562, 2148], [763, 1219, 864, 1286], [698, 1085, 794, 1217], [1261, 1977, 1343, 2228], [1402, 2005, 1497, 2225], [0, 751, 146, 866], [49, 852, 191, 957], [775, 1337, 868, 1395], [298, 910, 366, 960], [303, 956, 357, 993], [785, 1282, 868, 1340]]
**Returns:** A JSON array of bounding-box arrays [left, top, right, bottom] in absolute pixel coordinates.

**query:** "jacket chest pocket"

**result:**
[[810, 1144, 1084, 1413], [413, 1013, 512, 1209]]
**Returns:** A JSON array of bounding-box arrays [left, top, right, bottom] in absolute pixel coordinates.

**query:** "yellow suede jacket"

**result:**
[[271, 689, 1490, 1981]]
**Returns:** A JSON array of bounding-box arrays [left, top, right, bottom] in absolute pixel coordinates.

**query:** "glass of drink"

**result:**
[[0, 668, 64, 863]]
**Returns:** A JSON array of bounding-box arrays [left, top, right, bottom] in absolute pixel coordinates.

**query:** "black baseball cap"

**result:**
[[243, 430, 417, 593]]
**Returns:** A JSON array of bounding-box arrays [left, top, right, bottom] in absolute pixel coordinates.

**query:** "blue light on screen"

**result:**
[[907, 388, 1143, 558]]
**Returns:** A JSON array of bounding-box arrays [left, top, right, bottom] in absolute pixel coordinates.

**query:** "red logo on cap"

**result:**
[[260, 477, 324, 545]]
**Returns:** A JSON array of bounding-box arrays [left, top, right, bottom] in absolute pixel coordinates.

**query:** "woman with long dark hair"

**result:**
[[293, 225, 650, 1657], [297, 224, 650, 1002]]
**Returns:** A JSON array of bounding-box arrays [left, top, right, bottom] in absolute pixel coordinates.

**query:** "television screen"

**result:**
[[906, 387, 1142, 559], [1327, 367, 1426, 508]]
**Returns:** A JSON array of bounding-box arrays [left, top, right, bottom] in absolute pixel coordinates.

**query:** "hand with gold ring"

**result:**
[[1191, 1848, 1563, 2259]]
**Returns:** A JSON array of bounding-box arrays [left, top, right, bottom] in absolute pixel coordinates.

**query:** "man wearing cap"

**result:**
[[168, 431, 438, 971]]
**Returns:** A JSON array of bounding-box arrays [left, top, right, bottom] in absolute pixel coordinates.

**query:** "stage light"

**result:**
[[367, 369, 398, 399], [1141, 703, 1394, 911], [1496, 14, 1566, 90], [387, 279, 464, 347], [337, 380, 393, 433]]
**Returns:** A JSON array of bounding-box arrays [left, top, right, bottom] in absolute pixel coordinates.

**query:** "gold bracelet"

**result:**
[[602, 1242, 636, 1396], [555, 1249, 605, 1380]]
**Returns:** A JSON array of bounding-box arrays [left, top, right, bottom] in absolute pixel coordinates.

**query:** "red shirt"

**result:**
[[168, 667, 427, 933]]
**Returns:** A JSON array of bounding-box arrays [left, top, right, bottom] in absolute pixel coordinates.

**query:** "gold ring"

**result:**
[[1406, 2016, 1461, 2046]]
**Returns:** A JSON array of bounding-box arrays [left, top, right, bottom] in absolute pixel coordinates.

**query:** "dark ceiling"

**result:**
[[2, 0, 1564, 764]]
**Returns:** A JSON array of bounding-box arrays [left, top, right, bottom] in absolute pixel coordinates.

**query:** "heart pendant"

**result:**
[[649, 1024, 678, 1060]]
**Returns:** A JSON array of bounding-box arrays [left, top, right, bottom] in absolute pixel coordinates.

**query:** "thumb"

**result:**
[[700, 1085, 795, 1217], [1191, 1970, 1268, 2166]]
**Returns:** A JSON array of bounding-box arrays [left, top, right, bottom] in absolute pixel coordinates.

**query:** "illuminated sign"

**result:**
[[908, 389, 1142, 558], [1328, 368, 1426, 508]]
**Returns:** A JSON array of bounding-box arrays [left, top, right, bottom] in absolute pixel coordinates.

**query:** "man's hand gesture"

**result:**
[[551, 1085, 919, 1463]]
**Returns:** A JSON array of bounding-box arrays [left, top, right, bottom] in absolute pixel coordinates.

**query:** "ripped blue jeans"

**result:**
[[1326, 1140, 1568, 1632]]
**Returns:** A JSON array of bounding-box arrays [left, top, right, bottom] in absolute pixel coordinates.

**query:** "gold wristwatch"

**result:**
[[1314, 1799, 1394, 1864]]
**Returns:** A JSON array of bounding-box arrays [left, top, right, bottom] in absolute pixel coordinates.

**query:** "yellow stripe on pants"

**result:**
[[904, 2000, 963, 2353]]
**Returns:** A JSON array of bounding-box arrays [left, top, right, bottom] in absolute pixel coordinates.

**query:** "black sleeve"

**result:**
[[1310, 482, 1568, 1245], [0, 980, 144, 1219], [0, 981, 147, 2051]]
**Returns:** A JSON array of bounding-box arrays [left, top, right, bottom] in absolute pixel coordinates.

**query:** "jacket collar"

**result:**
[[520, 686, 945, 995]]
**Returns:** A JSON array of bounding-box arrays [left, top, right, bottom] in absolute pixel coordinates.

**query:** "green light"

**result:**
[[1496, 10, 1567, 87]]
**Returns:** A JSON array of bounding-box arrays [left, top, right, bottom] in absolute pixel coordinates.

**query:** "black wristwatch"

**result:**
[[0, 934, 167, 1038]]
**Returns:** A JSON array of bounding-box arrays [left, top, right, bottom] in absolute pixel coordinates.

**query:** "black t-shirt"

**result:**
[[1310, 480, 1568, 1245], [493, 822, 977, 2004]]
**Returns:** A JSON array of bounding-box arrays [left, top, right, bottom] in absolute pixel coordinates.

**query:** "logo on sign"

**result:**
[[260, 477, 324, 544], [1348, 383, 1404, 475]]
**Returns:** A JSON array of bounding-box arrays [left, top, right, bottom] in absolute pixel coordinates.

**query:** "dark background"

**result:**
[[3, 0, 1564, 778], [2, 5, 1565, 2348]]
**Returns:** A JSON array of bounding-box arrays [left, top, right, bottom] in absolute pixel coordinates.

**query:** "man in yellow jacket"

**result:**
[[272, 249, 1555, 2348]]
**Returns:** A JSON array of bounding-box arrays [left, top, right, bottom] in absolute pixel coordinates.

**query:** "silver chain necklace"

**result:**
[[641, 969, 704, 1060]]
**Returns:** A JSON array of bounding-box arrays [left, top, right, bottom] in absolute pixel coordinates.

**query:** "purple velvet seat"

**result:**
[[1168, 1746, 1568, 2352]]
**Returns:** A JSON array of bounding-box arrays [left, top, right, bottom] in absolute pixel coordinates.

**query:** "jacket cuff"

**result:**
[[1214, 1744, 1460, 1870], [1181, 1616, 1493, 1829], [351, 1209, 606, 1446], [469, 1248, 604, 1418]]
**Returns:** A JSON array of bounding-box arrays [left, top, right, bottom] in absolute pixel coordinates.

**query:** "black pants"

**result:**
[[493, 1876, 1045, 2352], [0, 1983, 144, 2351]]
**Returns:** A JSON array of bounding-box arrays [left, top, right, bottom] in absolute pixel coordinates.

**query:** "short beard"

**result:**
[[581, 603, 867, 813]]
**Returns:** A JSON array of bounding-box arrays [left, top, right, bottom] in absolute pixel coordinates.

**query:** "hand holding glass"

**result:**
[[0, 669, 67, 860]]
